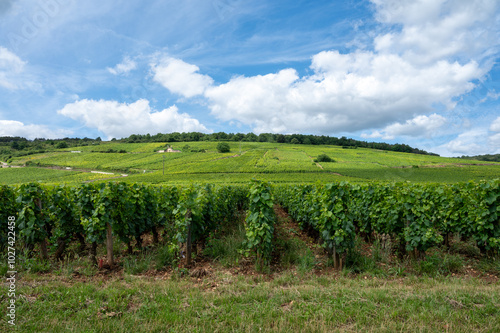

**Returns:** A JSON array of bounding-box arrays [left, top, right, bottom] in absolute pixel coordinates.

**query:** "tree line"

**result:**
[[122, 132, 439, 156], [0, 131, 438, 157]]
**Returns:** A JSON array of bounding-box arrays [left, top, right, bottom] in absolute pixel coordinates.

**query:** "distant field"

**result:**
[[2, 141, 499, 184], [0, 167, 122, 185]]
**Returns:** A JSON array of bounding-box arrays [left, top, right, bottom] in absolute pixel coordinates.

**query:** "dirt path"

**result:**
[[273, 204, 322, 253], [302, 152, 324, 170]]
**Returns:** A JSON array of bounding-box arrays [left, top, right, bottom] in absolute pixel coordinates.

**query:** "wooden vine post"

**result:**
[[34, 197, 49, 260], [185, 209, 192, 266], [106, 222, 114, 268]]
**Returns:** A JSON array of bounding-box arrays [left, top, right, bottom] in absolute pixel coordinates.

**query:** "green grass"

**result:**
[[2, 272, 498, 332], [0, 167, 117, 185], [203, 223, 246, 267], [3, 141, 499, 185]]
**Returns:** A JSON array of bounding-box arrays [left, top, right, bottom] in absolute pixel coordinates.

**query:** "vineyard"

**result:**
[[2, 182, 248, 269], [2, 141, 500, 185], [2, 179, 499, 271], [2, 178, 500, 332], [275, 180, 500, 269]]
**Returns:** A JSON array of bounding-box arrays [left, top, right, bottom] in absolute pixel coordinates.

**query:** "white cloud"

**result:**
[[489, 132, 500, 149], [371, 0, 499, 65], [203, 51, 481, 134], [195, 0, 495, 137], [57, 99, 209, 140], [107, 56, 137, 75], [434, 117, 500, 156], [147, 0, 497, 158], [486, 91, 500, 101], [0, 120, 72, 139], [205, 69, 300, 133], [445, 129, 487, 155], [0, 46, 25, 89], [490, 117, 500, 132], [361, 114, 447, 140], [151, 57, 213, 98]]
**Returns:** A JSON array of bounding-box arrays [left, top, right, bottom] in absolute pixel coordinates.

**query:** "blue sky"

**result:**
[[0, 0, 499, 156]]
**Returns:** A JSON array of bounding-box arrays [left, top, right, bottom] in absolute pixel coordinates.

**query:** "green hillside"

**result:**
[[1, 141, 499, 185]]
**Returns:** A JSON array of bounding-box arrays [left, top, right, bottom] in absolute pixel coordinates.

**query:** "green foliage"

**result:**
[[216, 142, 230, 153], [156, 243, 179, 269], [47, 186, 84, 255], [318, 182, 355, 255], [174, 185, 208, 244], [16, 183, 51, 245], [314, 154, 334, 163], [275, 179, 500, 263], [74, 183, 99, 243], [4, 179, 499, 266], [79, 183, 117, 245], [0, 185, 18, 250], [243, 180, 276, 268], [56, 141, 68, 149]]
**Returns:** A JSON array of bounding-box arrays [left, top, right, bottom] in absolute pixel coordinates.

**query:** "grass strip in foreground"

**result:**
[[2, 273, 498, 332]]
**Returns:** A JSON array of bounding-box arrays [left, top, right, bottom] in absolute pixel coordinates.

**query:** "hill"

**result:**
[[457, 154, 500, 162], [1, 141, 498, 185]]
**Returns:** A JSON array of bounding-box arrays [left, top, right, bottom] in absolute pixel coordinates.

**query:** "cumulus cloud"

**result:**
[[0, 120, 72, 139], [361, 114, 447, 140], [144, 0, 498, 158], [204, 51, 481, 134], [151, 57, 213, 98], [445, 129, 488, 155], [371, 0, 499, 65], [107, 56, 137, 75], [0, 46, 25, 89], [490, 116, 500, 132], [205, 69, 300, 133], [57, 99, 209, 140], [435, 116, 500, 156], [489, 132, 500, 149], [152, 0, 495, 137], [489, 117, 500, 149]]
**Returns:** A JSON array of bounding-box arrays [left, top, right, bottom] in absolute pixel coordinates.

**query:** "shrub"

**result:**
[[216, 142, 230, 153], [314, 154, 334, 163], [56, 141, 68, 149]]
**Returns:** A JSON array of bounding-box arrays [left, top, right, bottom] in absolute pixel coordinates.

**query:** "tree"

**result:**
[[56, 141, 68, 149], [314, 154, 334, 163], [243, 133, 258, 142], [216, 142, 230, 153], [291, 138, 300, 144]]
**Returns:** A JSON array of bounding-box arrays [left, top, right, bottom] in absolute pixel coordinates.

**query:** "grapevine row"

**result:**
[[275, 180, 499, 268], [1, 180, 498, 270], [1, 182, 248, 267], [243, 180, 276, 268]]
